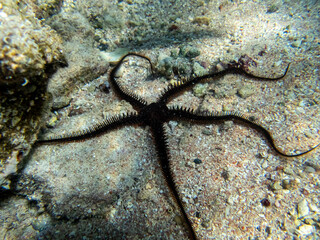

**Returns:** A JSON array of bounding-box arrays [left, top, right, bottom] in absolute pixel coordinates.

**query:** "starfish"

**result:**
[[37, 53, 320, 239]]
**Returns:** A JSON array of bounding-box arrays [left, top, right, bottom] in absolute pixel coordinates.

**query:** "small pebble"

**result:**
[[304, 166, 315, 173], [202, 128, 213, 135], [186, 47, 201, 58], [237, 85, 255, 98], [192, 16, 210, 26], [193, 158, 202, 164], [291, 39, 302, 48], [201, 219, 210, 228], [100, 48, 130, 65], [32, 215, 50, 231], [297, 199, 310, 218], [309, 203, 320, 213], [270, 181, 282, 191], [296, 224, 315, 236], [282, 179, 296, 190], [193, 62, 208, 77], [46, 115, 58, 128], [261, 198, 271, 207], [283, 167, 295, 175], [174, 215, 183, 225], [193, 83, 208, 97], [267, 4, 279, 13], [261, 160, 268, 169], [52, 97, 71, 110]]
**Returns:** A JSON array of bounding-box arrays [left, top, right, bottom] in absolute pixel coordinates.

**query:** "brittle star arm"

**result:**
[[150, 122, 197, 240], [36, 112, 142, 144], [168, 106, 320, 157], [159, 64, 290, 104], [109, 53, 153, 108]]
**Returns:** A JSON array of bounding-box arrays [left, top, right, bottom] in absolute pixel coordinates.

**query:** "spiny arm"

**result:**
[[159, 64, 290, 104], [109, 53, 153, 108], [36, 112, 142, 144], [168, 106, 319, 157]]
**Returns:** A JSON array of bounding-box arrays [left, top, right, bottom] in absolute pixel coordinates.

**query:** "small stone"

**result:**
[[193, 62, 208, 77], [221, 169, 230, 180], [265, 226, 272, 234], [179, 45, 201, 58], [11, 116, 21, 127], [282, 179, 296, 190], [237, 85, 255, 98], [157, 56, 174, 78], [291, 39, 302, 48], [283, 167, 295, 175], [304, 166, 315, 173], [100, 48, 130, 65], [270, 181, 282, 191], [274, 60, 282, 67], [46, 115, 58, 128], [267, 4, 279, 13], [193, 158, 202, 164], [201, 219, 210, 228], [32, 214, 50, 231], [221, 121, 234, 131], [202, 128, 213, 135], [186, 47, 201, 58], [222, 104, 232, 111], [170, 49, 179, 58], [192, 16, 210, 26], [261, 198, 271, 207], [309, 203, 320, 213], [296, 224, 315, 236], [174, 58, 192, 76], [174, 215, 183, 225], [274, 200, 281, 208], [193, 83, 208, 97], [52, 97, 71, 110], [297, 199, 310, 218], [261, 160, 268, 169]]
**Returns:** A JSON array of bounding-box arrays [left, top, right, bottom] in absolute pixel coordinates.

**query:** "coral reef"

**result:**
[[0, 0, 64, 189], [0, 0, 63, 86]]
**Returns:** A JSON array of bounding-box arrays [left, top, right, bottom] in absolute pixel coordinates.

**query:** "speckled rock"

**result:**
[[237, 84, 255, 98], [193, 83, 208, 97], [193, 62, 209, 77], [0, 0, 63, 86], [0, 0, 64, 189], [100, 48, 130, 65], [297, 199, 310, 218]]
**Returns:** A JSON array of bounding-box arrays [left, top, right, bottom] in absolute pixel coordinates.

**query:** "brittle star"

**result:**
[[36, 53, 320, 239]]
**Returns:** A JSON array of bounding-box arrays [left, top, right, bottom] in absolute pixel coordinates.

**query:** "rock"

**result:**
[[193, 83, 208, 97], [0, 1, 63, 86], [100, 48, 130, 65], [296, 224, 315, 236], [304, 166, 316, 173], [193, 62, 208, 77], [179, 45, 200, 58], [297, 199, 310, 218], [192, 16, 210, 26], [291, 39, 302, 48], [270, 181, 282, 191], [237, 85, 255, 98]]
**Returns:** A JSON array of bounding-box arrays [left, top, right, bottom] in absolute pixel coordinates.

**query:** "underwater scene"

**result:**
[[0, 0, 319, 239]]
